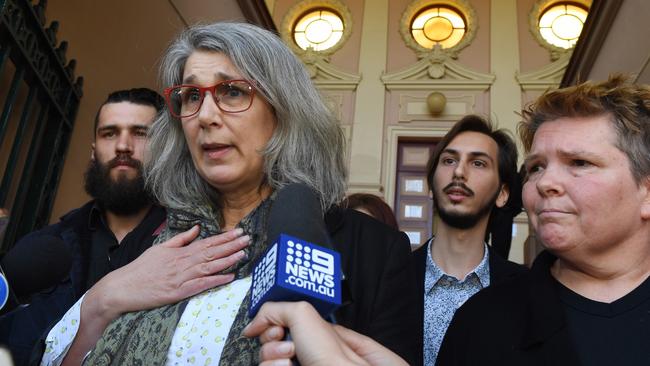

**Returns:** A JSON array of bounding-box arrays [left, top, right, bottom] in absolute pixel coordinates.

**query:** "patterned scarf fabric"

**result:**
[[83, 196, 274, 366]]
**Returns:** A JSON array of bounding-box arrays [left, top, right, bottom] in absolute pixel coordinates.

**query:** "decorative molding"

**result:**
[[528, 0, 592, 61], [279, 0, 352, 57], [302, 49, 361, 90], [561, 0, 623, 86], [399, 0, 478, 59], [516, 52, 571, 90], [381, 45, 495, 90]]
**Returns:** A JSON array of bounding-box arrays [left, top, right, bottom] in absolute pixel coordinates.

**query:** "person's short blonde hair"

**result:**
[[519, 74, 650, 183]]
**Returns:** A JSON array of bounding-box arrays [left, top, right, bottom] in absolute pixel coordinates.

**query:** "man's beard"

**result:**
[[84, 154, 153, 215], [433, 181, 500, 230]]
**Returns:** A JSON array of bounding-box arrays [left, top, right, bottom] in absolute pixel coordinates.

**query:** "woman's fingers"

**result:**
[[259, 341, 295, 363], [243, 301, 306, 338], [160, 224, 200, 248], [177, 233, 250, 283], [195, 228, 245, 249], [260, 359, 292, 366], [259, 325, 286, 344], [111, 227, 250, 311], [199, 234, 250, 262], [178, 273, 236, 298], [194, 250, 246, 277]]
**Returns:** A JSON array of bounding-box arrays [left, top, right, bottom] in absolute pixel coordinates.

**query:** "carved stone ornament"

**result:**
[[515, 52, 571, 90], [301, 48, 361, 90], [381, 45, 495, 91], [528, 0, 592, 61], [399, 0, 478, 60]]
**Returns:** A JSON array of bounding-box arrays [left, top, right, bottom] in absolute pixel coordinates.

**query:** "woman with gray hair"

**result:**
[[41, 22, 418, 366]]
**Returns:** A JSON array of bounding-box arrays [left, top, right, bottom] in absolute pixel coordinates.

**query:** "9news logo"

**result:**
[[250, 244, 277, 308], [249, 235, 341, 317], [283, 240, 336, 298]]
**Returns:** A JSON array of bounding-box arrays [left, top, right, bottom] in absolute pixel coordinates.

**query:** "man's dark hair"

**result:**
[[426, 114, 518, 210], [93, 88, 165, 132]]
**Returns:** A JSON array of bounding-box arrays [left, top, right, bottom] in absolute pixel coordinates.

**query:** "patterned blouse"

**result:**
[[41, 278, 251, 366]]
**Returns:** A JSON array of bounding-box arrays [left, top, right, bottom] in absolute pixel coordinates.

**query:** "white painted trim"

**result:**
[[515, 53, 570, 90], [381, 46, 495, 90]]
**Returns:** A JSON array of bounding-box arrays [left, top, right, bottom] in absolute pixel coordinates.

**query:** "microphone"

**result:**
[[248, 183, 342, 319], [0, 235, 72, 314]]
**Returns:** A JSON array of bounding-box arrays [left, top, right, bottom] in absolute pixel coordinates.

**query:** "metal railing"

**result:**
[[0, 0, 83, 252]]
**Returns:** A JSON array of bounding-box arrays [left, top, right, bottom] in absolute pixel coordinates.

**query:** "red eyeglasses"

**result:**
[[164, 79, 257, 118]]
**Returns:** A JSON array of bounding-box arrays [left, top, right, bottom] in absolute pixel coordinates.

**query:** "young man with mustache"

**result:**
[[0, 88, 166, 365], [412, 115, 527, 365]]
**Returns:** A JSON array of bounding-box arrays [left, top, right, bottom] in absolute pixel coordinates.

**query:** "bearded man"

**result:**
[[412, 115, 527, 365], [0, 88, 165, 365]]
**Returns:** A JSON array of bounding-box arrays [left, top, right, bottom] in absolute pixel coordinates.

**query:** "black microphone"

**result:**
[[248, 183, 342, 319], [0, 235, 72, 314]]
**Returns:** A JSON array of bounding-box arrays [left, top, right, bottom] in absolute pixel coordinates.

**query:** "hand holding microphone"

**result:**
[[244, 301, 408, 366], [245, 183, 342, 366], [243, 184, 407, 366]]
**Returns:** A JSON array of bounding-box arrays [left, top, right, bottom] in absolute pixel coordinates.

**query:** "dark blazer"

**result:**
[[413, 239, 527, 365], [326, 207, 421, 366], [436, 251, 580, 366]]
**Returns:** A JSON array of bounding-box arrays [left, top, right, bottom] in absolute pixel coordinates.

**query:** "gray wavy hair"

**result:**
[[145, 22, 347, 212]]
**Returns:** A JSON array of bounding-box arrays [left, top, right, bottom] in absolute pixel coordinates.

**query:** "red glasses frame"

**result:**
[[163, 79, 257, 118]]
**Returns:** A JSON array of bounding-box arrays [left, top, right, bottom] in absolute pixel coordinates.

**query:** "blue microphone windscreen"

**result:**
[[248, 234, 342, 318]]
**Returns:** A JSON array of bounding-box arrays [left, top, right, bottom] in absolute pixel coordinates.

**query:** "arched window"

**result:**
[[293, 9, 345, 52], [538, 2, 589, 49], [410, 6, 466, 49]]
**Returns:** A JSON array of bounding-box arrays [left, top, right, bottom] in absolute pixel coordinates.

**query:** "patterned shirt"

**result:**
[[423, 238, 490, 365], [41, 277, 251, 366]]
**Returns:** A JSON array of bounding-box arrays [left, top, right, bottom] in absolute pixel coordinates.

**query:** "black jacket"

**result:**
[[413, 239, 527, 365], [0, 201, 164, 366], [436, 251, 580, 366], [327, 207, 421, 366]]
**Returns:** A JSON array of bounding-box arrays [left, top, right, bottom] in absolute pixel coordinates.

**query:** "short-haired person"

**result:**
[[41, 22, 418, 366], [436, 75, 650, 365], [413, 115, 527, 364], [345, 193, 399, 230], [0, 88, 167, 365]]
